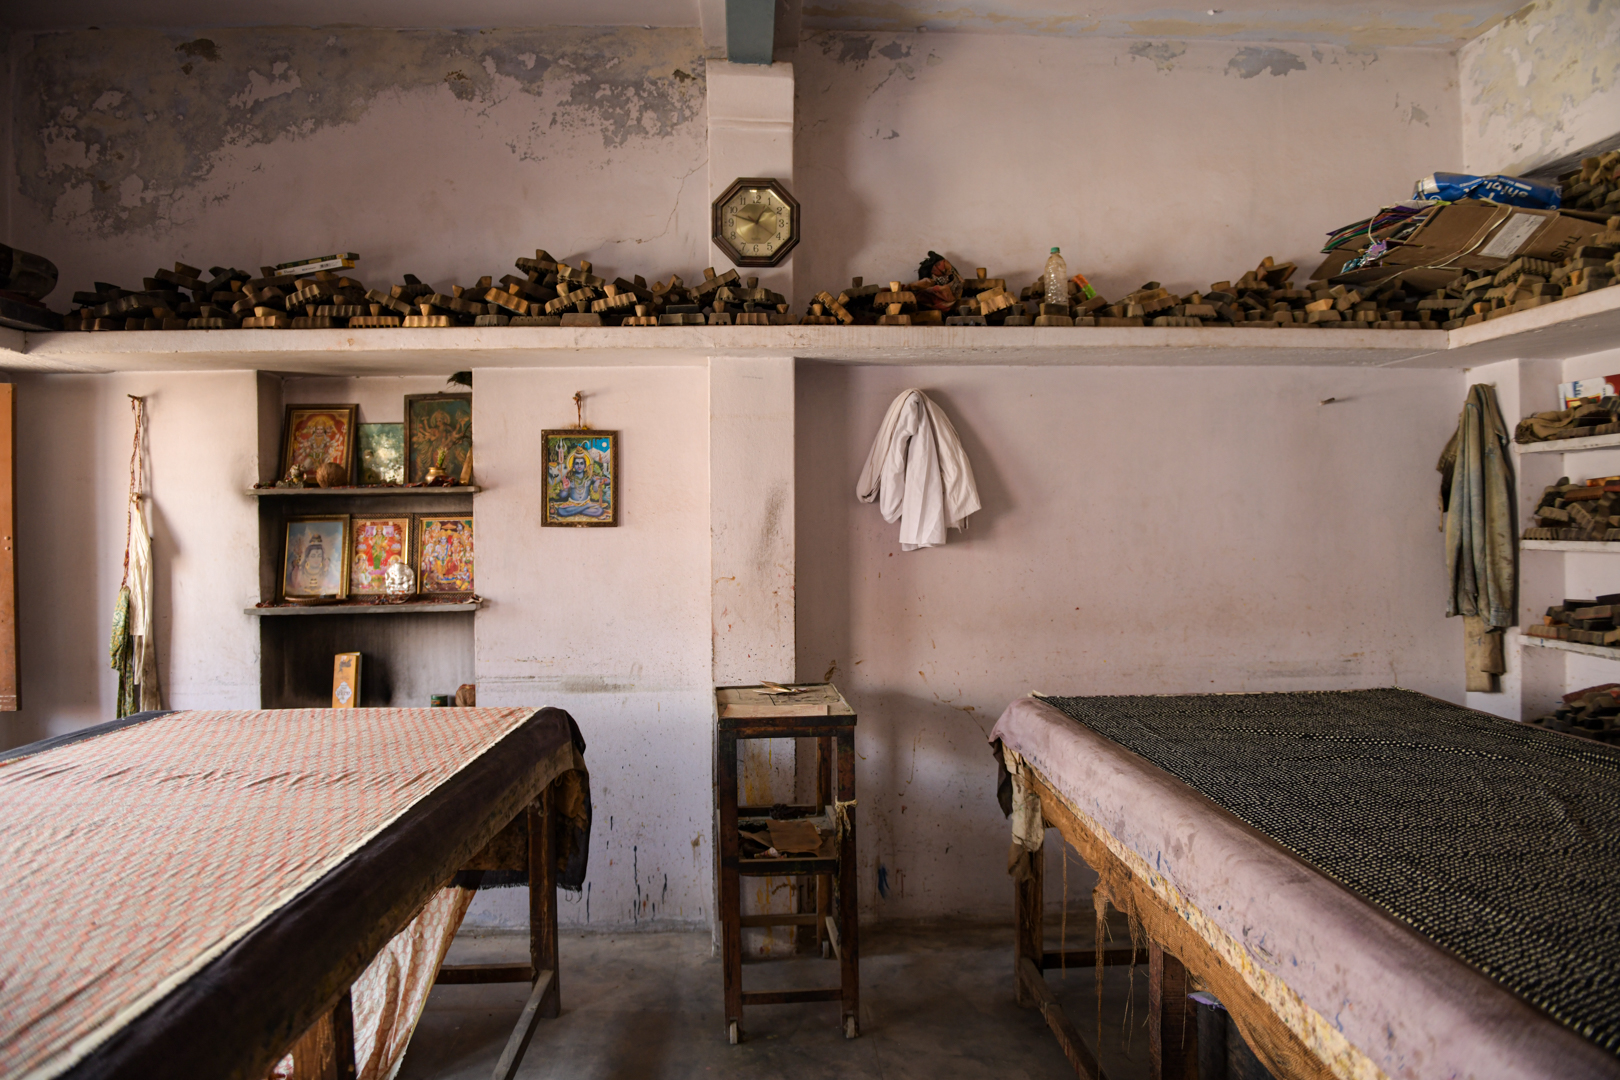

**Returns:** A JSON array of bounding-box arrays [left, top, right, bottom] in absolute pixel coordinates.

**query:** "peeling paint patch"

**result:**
[[1226, 46, 1307, 78], [1127, 40, 1187, 72], [1408, 103, 1431, 125], [18, 26, 706, 238], [1462, 0, 1620, 171]]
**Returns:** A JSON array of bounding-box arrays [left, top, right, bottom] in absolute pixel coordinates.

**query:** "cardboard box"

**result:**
[[1314, 200, 1610, 289]]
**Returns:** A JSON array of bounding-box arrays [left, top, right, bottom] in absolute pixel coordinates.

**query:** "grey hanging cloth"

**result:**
[[1438, 384, 1516, 672]]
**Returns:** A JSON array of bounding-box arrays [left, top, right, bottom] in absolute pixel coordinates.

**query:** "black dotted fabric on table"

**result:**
[[1041, 687, 1620, 1055]]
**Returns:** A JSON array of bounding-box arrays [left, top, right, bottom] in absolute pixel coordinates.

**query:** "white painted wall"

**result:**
[[796, 363, 1464, 917], [469, 365, 715, 929], [0, 370, 261, 748], [1461, 0, 1620, 174], [795, 32, 1459, 305]]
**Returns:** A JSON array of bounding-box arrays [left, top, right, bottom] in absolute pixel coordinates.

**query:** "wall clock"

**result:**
[[712, 177, 800, 267]]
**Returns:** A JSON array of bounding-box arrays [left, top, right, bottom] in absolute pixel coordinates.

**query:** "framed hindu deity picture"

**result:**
[[279, 405, 357, 481], [357, 423, 405, 486], [542, 429, 618, 527], [416, 516, 474, 596], [403, 394, 471, 485], [349, 517, 411, 596], [281, 516, 350, 601]]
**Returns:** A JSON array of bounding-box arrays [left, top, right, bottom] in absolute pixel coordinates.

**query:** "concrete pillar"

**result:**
[[705, 60, 795, 304]]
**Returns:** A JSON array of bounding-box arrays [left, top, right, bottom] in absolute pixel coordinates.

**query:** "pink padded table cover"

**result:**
[[0, 707, 543, 1080], [991, 695, 1620, 1080]]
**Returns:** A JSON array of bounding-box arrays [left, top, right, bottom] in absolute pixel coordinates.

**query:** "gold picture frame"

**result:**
[[542, 429, 618, 527], [281, 516, 350, 601]]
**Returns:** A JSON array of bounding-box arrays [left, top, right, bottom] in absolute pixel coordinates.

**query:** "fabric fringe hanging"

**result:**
[[110, 396, 160, 717]]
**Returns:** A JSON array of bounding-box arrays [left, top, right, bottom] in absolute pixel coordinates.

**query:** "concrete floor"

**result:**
[[397, 920, 1153, 1080]]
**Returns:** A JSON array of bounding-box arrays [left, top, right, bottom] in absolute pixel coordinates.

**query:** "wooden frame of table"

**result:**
[[1013, 765, 1335, 1080], [714, 683, 859, 1044], [54, 707, 582, 1080]]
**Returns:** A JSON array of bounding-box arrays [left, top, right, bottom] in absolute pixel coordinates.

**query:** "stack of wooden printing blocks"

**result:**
[[1524, 475, 1620, 541]]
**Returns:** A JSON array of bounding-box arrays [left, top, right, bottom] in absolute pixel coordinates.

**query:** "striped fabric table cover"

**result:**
[[0, 707, 539, 1080]]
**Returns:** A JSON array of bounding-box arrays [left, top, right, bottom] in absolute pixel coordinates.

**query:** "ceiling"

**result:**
[[0, 0, 1528, 47]]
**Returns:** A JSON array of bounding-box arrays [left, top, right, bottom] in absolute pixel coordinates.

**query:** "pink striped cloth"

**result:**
[[0, 707, 537, 1080]]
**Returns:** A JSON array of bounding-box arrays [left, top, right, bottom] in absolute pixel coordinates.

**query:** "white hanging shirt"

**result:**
[[855, 389, 982, 550]]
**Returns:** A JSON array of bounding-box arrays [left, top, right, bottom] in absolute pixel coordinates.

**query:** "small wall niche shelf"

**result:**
[[248, 600, 483, 616], [1521, 540, 1620, 552], [246, 486, 480, 497], [1521, 636, 1620, 661], [1516, 434, 1620, 455]]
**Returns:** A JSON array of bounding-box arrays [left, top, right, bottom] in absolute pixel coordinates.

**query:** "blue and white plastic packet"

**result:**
[[1414, 172, 1561, 209]]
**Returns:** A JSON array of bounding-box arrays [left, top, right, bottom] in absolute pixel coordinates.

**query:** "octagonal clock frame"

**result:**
[[711, 177, 800, 268]]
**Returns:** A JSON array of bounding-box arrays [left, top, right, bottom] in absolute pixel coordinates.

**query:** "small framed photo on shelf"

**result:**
[[281, 516, 350, 601], [349, 517, 412, 596], [357, 423, 405, 486], [404, 394, 472, 484], [280, 405, 358, 482], [542, 429, 618, 527], [416, 516, 474, 596]]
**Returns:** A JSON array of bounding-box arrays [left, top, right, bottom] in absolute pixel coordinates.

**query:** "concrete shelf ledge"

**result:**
[[247, 600, 483, 616], [0, 288, 1614, 374], [1515, 433, 1620, 454], [1521, 635, 1620, 661], [1521, 540, 1620, 552]]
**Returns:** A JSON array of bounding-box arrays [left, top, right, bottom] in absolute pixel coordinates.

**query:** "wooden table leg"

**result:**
[[836, 729, 859, 1039], [717, 728, 744, 1043], [1014, 837, 1044, 1007], [531, 787, 559, 1020], [1149, 940, 1194, 1080]]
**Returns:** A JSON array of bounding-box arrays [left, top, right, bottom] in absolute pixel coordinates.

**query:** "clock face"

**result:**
[[712, 178, 799, 267]]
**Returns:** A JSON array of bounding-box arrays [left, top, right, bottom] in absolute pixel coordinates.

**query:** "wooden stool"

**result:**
[[714, 683, 859, 1044]]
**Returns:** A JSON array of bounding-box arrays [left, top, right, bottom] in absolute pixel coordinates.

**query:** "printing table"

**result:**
[[0, 706, 589, 1080], [992, 689, 1620, 1080]]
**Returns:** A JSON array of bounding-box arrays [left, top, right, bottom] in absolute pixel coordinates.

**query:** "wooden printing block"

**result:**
[[1093, 316, 1143, 327], [316, 305, 370, 318], [961, 268, 1006, 295], [474, 313, 510, 327], [509, 315, 562, 326], [347, 315, 401, 328], [516, 250, 558, 275], [911, 310, 944, 326], [189, 317, 242, 329], [875, 281, 917, 312], [691, 267, 740, 300], [560, 312, 603, 327], [485, 288, 530, 315], [242, 315, 290, 329], [289, 316, 338, 329], [403, 314, 454, 327], [1033, 314, 1074, 326], [707, 312, 733, 325], [946, 315, 988, 325]]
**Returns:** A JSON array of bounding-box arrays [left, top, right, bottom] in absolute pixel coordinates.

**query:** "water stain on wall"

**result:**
[[17, 26, 707, 236], [1225, 45, 1308, 79], [1127, 41, 1187, 73]]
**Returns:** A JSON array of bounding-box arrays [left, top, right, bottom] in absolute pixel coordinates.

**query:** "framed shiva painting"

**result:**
[[281, 516, 349, 601], [542, 429, 617, 527]]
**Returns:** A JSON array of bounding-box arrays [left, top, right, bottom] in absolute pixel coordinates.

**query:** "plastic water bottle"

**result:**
[[1044, 247, 1068, 306]]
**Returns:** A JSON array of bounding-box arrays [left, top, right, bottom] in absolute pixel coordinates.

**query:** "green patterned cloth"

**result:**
[[109, 585, 135, 719]]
